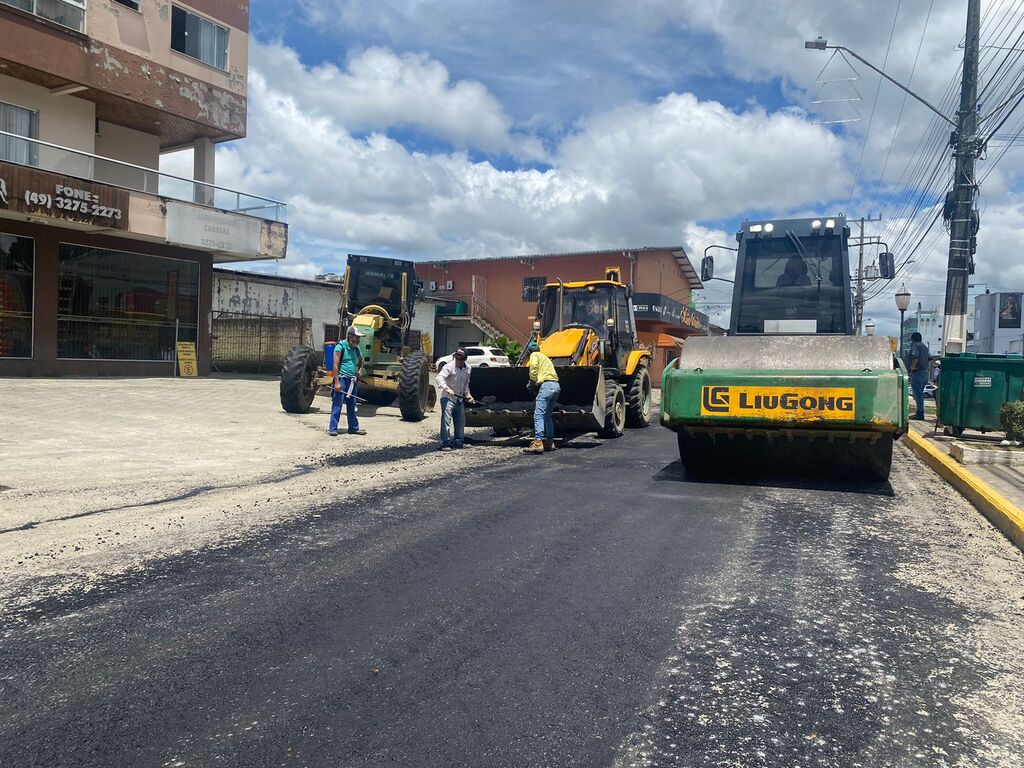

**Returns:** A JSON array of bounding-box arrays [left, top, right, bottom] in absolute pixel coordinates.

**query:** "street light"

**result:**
[[865, 319, 876, 336], [895, 283, 912, 356]]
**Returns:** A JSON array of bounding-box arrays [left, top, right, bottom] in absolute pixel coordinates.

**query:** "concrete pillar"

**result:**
[[193, 137, 215, 206]]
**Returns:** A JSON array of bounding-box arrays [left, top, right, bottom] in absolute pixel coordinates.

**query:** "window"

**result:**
[[324, 324, 340, 343], [58, 245, 199, 360], [523, 275, 546, 303], [113, 0, 139, 9], [0, 233, 34, 358], [0, 101, 39, 167], [0, 0, 86, 33], [171, 5, 228, 70]]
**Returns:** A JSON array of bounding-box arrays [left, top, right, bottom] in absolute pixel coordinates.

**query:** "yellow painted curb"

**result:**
[[904, 429, 1024, 552]]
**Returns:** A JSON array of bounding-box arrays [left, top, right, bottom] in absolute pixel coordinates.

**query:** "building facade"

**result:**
[[973, 291, 1024, 354], [417, 247, 706, 385], [0, 0, 287, 376]]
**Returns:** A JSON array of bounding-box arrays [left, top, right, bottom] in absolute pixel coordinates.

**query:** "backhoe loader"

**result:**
[[466, 269, 652, 437]]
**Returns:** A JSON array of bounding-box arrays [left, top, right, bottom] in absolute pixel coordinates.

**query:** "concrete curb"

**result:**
[[904, 429, 1024, 552]]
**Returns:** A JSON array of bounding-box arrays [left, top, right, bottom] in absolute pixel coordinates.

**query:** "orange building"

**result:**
[[417, 247, 706, 385]]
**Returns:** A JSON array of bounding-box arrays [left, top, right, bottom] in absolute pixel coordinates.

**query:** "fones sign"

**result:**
[[0, 162, 129, 230], [700, 386, 856, 421]]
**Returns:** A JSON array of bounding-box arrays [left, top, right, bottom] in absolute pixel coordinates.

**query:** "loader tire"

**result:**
[[398, 352, 430, 421], [625, 363, 652, 428], [597, 381, 626, 438], [280, 345, 318, 414]]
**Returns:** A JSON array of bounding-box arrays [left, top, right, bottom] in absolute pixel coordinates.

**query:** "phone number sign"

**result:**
[[0, 161, 129, 230]]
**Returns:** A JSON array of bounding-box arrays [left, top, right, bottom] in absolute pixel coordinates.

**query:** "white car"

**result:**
[[435, 346, 511, 370]]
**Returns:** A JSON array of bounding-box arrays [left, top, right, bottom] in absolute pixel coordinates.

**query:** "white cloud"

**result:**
[[251, 41, 543, 160], [201, 43, 846, 283]]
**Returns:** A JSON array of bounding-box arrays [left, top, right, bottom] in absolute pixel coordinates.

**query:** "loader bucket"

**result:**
[[660, 336, 908, 481], [465, 365, 605, 432]]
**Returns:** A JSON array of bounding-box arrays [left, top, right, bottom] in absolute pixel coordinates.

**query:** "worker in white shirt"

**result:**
[[436, 348, 475, 450]]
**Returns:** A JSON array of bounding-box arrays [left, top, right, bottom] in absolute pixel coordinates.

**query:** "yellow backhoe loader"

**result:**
[[466, 268, 652, 437]]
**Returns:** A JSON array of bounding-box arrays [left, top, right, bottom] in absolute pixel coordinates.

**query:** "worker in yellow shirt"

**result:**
[[524, 339, 560, 454]]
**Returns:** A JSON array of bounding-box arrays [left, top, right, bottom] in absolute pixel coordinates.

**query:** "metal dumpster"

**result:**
[[936, 352, 1024, 436]]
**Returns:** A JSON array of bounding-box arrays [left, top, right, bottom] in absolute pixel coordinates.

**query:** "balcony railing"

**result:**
[[0, 130, 287, 222]]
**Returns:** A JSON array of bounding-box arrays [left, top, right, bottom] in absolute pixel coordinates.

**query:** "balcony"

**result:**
[[0, 130, 286, 222], [0, 131, 288, 262]]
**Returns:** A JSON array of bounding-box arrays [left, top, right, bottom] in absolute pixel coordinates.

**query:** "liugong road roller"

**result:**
[[660, 216, 908, 481]]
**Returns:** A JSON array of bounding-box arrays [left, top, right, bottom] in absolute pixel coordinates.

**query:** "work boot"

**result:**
[[524, 439, 545, 454], [543, 439, 556, 452]]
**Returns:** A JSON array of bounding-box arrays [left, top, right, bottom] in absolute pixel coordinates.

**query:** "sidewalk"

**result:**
[[904, 401, 1024, 550]]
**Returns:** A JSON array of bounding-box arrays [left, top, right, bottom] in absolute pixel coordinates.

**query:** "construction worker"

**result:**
[[905, 331, 930, 420], [524, 339, 560, 454], [436, 348, 474, 450], [330, 325, 367, 436]]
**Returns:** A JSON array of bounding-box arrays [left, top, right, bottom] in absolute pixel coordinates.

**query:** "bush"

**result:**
[[1000, 400, 1024, 440], [487, 335, 522, 363]]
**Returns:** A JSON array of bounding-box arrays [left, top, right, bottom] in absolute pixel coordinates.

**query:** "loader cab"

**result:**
[[535, 274, 637, 368], [726, 217, 854, 336]]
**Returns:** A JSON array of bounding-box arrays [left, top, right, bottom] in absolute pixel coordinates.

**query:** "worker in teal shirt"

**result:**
[[330, 325, 367, 436]]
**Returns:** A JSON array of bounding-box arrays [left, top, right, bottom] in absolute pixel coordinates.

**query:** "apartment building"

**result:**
[[0, 0, 287, 375]]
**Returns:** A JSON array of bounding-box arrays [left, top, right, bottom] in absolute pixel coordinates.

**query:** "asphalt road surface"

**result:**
[[3, 424, 1023, 767]]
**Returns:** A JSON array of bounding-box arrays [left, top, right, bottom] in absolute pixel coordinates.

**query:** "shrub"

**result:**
[[1000, 400, 1024, 440], [487, 335, 523, 363]]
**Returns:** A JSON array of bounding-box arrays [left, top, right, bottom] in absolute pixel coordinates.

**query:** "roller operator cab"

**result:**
[[465, 269, 653, 438], [662, 217, 908, 482], [279, 254, 435, 421]]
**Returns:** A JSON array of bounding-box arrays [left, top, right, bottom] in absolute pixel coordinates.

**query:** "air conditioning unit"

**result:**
[[428, 280, 437, 291], [445, 280, 454, 291]]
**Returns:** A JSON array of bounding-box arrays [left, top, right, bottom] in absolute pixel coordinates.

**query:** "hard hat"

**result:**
[[453, 348, 468, 359], [346, 325, 364, 337]]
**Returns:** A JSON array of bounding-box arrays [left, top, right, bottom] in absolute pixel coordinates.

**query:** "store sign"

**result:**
[[0, 161, 129, 230], [166, 202, 261, 257], [632, 292, 709, 335], [176, 342, 198, 377]]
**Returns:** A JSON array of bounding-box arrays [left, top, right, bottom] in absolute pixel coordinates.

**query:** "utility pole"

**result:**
[[852, 214, 882, 335], [942, 0, 982, 354]]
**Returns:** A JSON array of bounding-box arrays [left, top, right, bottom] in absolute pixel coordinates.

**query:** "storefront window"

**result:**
[[0, 233, 34, 358], [58, 245, 199, 360]]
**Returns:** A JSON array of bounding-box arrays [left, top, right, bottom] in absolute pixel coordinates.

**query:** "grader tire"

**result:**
[[398, 352, 431, 421], [280, 345, 318, 414], [597, 381, 627, 439], [625, 364, 652, 428]]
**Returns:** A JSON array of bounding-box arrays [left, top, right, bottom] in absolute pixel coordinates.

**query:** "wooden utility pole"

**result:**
[[942, 0, 982, 354]]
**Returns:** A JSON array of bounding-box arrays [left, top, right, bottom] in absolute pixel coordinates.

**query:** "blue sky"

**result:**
[[192, 0, 1024, 333]]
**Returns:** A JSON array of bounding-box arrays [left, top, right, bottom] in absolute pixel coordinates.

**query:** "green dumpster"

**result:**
[[937, 352, 1024, 436]]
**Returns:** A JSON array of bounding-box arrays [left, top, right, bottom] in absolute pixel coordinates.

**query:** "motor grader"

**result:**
[[279, 254, 435, 420], [466, 268, 652, 437]]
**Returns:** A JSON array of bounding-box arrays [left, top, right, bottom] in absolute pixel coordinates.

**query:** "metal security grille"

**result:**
[[212, 311, 311, 374]]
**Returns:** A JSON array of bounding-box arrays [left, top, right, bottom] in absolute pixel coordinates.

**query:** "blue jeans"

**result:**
[[534, 381, 560, 440], [330, 376, 359, 433], [910, 371, 927, 418], [440, 396, 465, 448]]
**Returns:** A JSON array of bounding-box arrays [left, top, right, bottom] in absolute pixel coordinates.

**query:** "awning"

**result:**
[[655, 333, 686, 348]]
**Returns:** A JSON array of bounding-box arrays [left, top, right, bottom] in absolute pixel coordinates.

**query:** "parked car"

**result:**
[[435, 346, 511, 370], [924, 382, 938, 399]]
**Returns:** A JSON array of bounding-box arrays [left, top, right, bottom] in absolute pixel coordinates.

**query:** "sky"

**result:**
[[163, 0, 1024, 337]]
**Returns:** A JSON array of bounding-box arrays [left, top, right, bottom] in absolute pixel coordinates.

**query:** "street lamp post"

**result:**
[[895, 284, 912, 357], [865, 319, 876, 336]]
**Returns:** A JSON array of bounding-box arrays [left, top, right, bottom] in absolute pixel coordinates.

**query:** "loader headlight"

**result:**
[[763, 223, 774, 233], [749, 224, 763, 233], [811, 220, 822, 229], [825, 218, 836, 229], [533, 321, 541, 331]]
